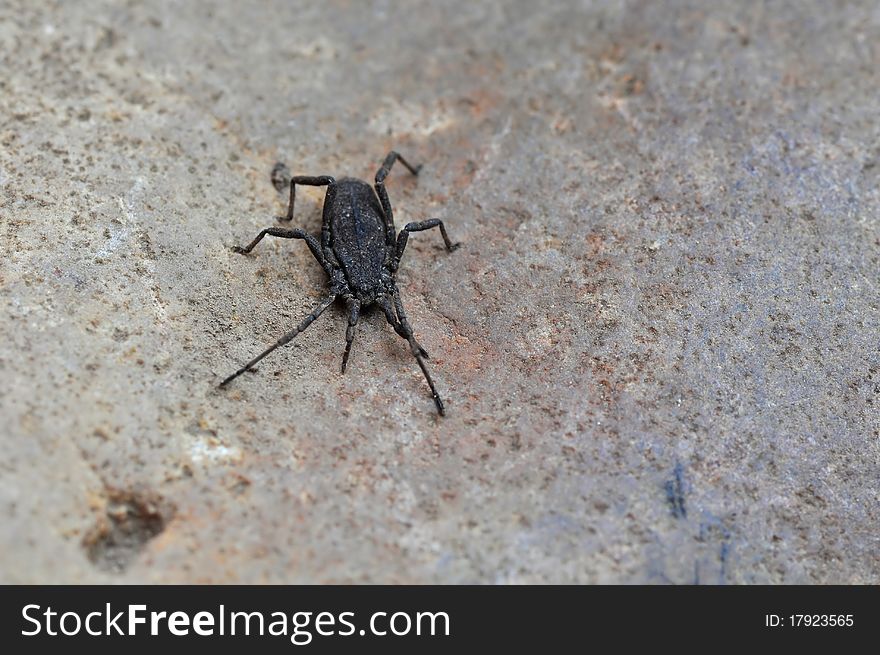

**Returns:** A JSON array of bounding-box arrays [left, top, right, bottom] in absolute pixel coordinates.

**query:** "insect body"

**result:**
[[220, 152, 460, 415]]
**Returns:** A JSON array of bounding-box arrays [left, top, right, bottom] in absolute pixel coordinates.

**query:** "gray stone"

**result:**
[[1, 0, 877, 583]]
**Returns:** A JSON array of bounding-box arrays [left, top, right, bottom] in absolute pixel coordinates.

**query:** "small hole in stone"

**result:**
[[82, 489, 172, 574]]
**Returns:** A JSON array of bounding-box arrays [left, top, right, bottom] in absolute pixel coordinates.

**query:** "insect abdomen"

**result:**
[[329, 178, 387, 294]]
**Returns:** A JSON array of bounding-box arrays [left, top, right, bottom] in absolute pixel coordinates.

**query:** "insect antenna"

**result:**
[[378, 295, 446, 415], [413, 352, 446, 416], [220, 294, 336, 387]]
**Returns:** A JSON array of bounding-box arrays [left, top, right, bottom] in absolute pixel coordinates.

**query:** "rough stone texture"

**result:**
[[1, 0, 878, 584]]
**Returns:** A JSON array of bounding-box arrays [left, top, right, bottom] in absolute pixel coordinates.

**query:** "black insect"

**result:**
[[220, 151, 460, 415]]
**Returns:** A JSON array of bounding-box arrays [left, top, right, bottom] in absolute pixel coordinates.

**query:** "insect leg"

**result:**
[[341, 297, 361, 374], [219, 294, 337, 387], [232, 227, 332, 275], [374, 151, 421, 246], [392, 219, 460, 271], [275, 173, 336, 224], [380, 292, 446, 415]]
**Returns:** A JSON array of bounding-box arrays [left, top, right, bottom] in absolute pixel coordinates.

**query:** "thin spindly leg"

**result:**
[[341, 297, 361, 374], [270, 165, 337, 257], [374, 151, 421, 246], [276, 175, 336, 223], [380, 291, 446, 415], [219, 294, 337, 387], [392, 219, 460, 271], [232, 227, 332, 275]]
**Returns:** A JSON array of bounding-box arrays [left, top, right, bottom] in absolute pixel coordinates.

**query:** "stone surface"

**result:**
[[1, 0, 878, 583]]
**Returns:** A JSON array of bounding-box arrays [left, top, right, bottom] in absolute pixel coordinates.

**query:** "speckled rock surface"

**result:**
[[1, 0, 878, 583]]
